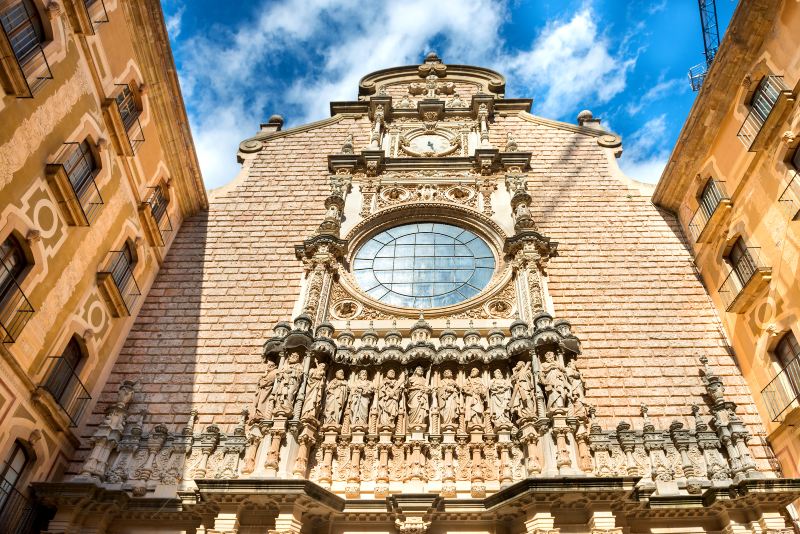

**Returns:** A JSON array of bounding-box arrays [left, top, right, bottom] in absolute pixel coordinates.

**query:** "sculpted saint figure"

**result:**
[[348, 369, 374, 428], [540, 351, 570, 411], [463, 367, 487, 429], [252, 361, 278, 420], [300, 362, 327, 421], [273, 352, 304, 415], [510, 361, 536, 420], [566, 360, 585, 401], [322, 369, 348, 425], [377, 369, 404, 430], [405, 366, 430, 429], [436, 369, 461, 430], [489, 369, 512, 427]]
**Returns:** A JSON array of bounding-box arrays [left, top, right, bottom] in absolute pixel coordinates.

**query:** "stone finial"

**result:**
[[260, 114, 284, 133], [577, 109, 604, 131], [424, 51, 441, 63]]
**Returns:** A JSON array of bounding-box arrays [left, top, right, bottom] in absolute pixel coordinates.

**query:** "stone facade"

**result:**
[[0, 0, 206, 530], [32, 53, 800, 533], [654, 0, 800, 485]]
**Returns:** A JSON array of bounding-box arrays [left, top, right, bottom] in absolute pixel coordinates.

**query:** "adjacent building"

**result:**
[[28, 52, 800, 533], [654, 0, 800, 483], [0, 0, 206, 528]]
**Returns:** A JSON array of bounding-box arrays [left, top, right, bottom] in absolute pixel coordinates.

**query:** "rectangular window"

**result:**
[[115, 85, 139, 131], [727, 237, 757, 289], [0, 0, 43, 67], [62, 140, 96, 197], [698, 179, 722, 221]]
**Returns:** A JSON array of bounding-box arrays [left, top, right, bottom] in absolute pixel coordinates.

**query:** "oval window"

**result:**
[[353, 222, 495, 309]]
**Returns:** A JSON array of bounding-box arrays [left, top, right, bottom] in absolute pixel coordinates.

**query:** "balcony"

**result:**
[[97, 250, 140, 317], [0, 264, 33, 344], [737, 76, 793, 151], [45, 143, 104, 226], [688, 180, 731, 243], [103, 85, 145, 157], [718, 246, 772, 313], [0, 481, 37, 534], [139, 187, 173, 247], [761, 354, 800, 422], [38, 356, 91, 427], [72, 0, 109, 35], [778, 172, 800, 221], [0, 5, 53, 97]]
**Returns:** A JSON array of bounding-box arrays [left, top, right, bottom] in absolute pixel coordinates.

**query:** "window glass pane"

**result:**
[[352, 222, 495, 309]]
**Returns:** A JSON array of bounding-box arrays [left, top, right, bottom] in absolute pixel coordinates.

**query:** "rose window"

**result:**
[[353, 222, 495, 308]]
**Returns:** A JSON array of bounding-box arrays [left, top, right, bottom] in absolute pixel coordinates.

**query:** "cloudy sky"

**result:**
[[161, 0, 736, 190]]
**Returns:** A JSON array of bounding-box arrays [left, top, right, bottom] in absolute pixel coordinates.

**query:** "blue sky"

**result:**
[[160, 0, 736, 190]]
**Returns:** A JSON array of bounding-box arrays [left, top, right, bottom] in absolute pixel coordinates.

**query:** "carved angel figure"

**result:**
[[436, 369, 461, 430], [405, 366, 430, 429], [463, 367, 487, 429], [489, 369, 512, 427], [300, 362, 327, 421], [348, 369, 374, 428], [377, 369, 404, 430], [510, 361, 536, 420], [252, 360, 277, 420], [323, 369, 348, 425], [540, 351, 570, 412], [273, 352, 304, 415]]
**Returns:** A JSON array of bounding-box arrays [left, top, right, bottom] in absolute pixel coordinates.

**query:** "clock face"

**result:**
[[409, 134, 451, 154]]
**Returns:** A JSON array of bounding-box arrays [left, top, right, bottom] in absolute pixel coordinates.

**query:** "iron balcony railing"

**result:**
[[39, 356, 91, 427], [737, 75, 789, 149], [82, 0, 109, 27], [761, 354, 800, 422], [100, 250, 141, 314], [0, 262, 33, 344], [717, 246, 765, 310], [49, 142, 104, 225], [114, 84, 145, 154], [145, 187, 173, 245], [778, 171, 800, 221], [688, 180, 728, 242], [0, 478, 37, 534], [0, 0, 53, 97]]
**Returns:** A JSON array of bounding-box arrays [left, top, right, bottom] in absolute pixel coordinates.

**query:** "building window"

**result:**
[[0, 441, 30, 523], [726, 237, 758, 289], [62, 140, 97, 199], [112, 241, 136, 291], [0, 0, 52, 96], [353, 222, 496, 309], [113, 84, 145, 153], [40, 336, 91, 426], [737, 75, 789, 149], [0, 234, 34, 343], [775, 332, 800, 396]]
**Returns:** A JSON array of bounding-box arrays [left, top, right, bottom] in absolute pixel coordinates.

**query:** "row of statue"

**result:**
[[251, 349, 587, 434]]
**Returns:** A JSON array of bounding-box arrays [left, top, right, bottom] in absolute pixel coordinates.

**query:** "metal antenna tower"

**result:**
[[688, 0, 721, 91]]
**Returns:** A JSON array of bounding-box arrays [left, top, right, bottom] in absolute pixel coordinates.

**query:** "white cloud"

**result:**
[[499, 9, 636, 118], [618, 114, 671, 183], [172, 1, 638, 188], [626, 76, 685, 115], [164, 6, 184, 39]]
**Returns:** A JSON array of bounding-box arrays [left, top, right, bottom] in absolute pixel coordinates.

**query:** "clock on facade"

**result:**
[[407, 134, 451, 154]]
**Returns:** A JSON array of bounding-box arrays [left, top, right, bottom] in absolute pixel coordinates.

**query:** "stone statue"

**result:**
[[405, 366, 430, 430], [348, 369, 374, 429], [273, 352, 304, 415], [323, 369, 348, 426], [252, 360, 278, 420], [489, 369, 512, 428], [463, 367, 487, 429], [436, 369, 461, 430], [376, 369, 404, 431], [300, 362, 327, 421], [566, 360, 585, 402], [510, 361, 536, 420], [540, 351, 569, 412]]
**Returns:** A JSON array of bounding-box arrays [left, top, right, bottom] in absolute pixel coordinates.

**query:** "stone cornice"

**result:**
[[358, 63, 506, 97], [651, 0, 781, 211], [516, 112, 617, 139], [122, 0, 208, 214], [238, 115, 347, 155]]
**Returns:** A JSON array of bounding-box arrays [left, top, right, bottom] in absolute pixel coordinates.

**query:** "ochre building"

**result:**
[[654, 0, 800, 485], [22, 51, 800, 533], [0, 0, 206, 529]]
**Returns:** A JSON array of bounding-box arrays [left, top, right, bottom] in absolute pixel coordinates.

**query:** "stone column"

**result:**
[[292, 430, 315, 479], [270, 505, 303, 534], [194, 425, 221, 479], [264, 420, 286, 477], [524, 511, 559, 534], [588, 510, 622, 534], [375, 440, 391, 498], [346, 440, 364, 499], [318, 438, 337, 489], [469, 431, 485, 498], [441, 443, 456, 497]]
